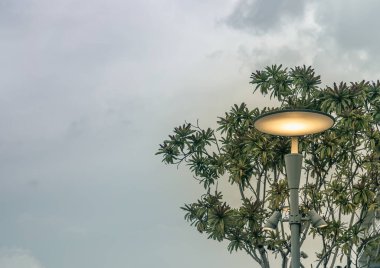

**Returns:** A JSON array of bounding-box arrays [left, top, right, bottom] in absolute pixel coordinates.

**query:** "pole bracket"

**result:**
[[289, 214, 301, 224]]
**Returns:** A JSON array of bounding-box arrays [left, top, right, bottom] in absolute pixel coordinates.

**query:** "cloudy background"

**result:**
[[0, 0, 380, 267]]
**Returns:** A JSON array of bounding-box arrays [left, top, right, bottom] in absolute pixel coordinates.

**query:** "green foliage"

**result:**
[[157, 65, 380, 268]]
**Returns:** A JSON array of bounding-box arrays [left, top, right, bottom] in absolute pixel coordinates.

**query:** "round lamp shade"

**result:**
[[254, 110, 334, 136]]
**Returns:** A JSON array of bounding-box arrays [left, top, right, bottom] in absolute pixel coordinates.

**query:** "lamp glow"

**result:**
[[253, 110, 334, 136]]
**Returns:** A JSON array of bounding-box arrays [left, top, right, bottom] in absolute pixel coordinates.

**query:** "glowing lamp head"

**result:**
[[282, 122, 307, 132], [253, 109, 334, 137]]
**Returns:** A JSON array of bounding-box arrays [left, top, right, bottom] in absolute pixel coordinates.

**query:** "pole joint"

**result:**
[[289, 214, 301, 224]]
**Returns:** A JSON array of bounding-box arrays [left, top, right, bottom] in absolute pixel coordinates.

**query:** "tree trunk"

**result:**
[[258, 246, 270, 268], [346, 255, 352, 268], [282, 255, 288, 268]]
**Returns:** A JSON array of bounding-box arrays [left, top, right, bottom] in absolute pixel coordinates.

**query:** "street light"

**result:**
[[254, 109, 334, 268]]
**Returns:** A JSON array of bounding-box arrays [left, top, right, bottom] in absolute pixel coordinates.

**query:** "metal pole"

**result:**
[[291, 137, 299, 154], [285, 153, 303, 268]]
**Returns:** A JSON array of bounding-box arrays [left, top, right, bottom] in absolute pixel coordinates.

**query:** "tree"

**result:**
[[156, 65, 380, 268]]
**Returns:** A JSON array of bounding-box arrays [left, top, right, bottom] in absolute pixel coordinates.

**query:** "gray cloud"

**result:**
[[315, 0, 380, 51], [310, 0, 380, 80], [0, 248, 44, 268], [226, 0, 308, 32], [224, 0, 380, 84]]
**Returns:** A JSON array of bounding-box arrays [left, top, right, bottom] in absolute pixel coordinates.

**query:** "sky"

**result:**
[[1, 0, 380, 267]]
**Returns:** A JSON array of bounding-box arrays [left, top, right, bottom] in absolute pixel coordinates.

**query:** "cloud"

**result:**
[[224, 2, 322, 71], [311, 0, 380, 80], [223, 0, 380, 83], [0, 248, 44, 268], [315, 0, 380, 52], [226, 0, 308, 33]]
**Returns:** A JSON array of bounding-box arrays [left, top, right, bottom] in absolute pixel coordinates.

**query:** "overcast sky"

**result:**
[[1, 0, 380, 267]]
